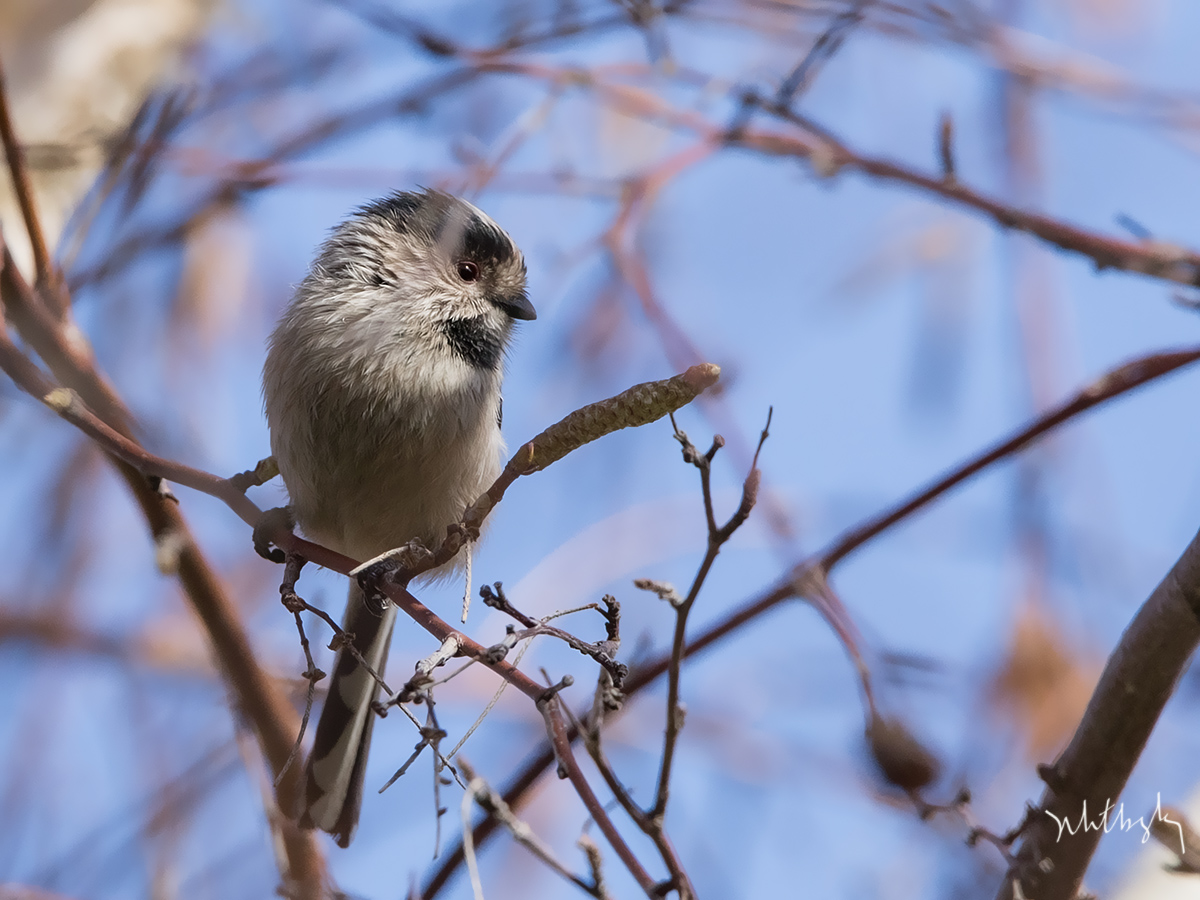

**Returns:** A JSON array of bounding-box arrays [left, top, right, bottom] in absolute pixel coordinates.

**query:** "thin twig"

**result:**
[[445, 633, 537, 760], [538, 693, 660, 897], [651, 411, 769, 824], [774, 0, 872, 105], [457, 757, 601, 896], [461, 776, 486, 900], [576, 831, 614, 900], [398, 635, 462, 702], [560, 696, 692, 892], [479, 584, 625, 684], [280, 576, 394, 699], [427, 700, 450, 857], [391, 702, 463, 789], [276, 555, 325, 787], [473, 56, 1200, 288], [737, 97, 1200, 285]]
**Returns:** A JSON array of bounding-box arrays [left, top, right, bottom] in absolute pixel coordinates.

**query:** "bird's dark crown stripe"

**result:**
[[457, 216, 515, 266], [358, 190, 516, 266]]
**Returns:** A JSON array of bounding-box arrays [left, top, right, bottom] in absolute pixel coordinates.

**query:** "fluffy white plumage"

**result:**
[[262, 189, 534, 846]]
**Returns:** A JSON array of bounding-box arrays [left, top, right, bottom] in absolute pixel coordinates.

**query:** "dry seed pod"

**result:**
[[866, 712, 940, 792]]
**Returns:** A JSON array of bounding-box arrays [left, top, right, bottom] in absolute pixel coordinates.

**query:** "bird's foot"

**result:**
[[350, 540, 434, 611], [252, 506, 295, 563]]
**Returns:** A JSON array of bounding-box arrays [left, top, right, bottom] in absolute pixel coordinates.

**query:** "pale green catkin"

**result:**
[[517, 363, 720, 474]]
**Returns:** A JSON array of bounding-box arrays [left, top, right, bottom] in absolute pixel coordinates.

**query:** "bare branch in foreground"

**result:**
[[652, 410, 769, 824], [275, 554, 325, 787], [1150, 805, 1200, 874], [996, 525, 1200, 899]]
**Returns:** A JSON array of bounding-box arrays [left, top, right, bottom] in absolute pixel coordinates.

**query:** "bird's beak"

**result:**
[[493, 291, 537, 321]]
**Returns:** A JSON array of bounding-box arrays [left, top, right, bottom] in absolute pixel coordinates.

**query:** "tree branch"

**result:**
[[996, 524, 1200, 899]]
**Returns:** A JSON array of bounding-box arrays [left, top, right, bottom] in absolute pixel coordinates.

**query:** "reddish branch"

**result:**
[[820, 347, 1200, 569], [653, 416, 767, 830], [733, 97, 1200, 285], [70, 51, 1200, 301]]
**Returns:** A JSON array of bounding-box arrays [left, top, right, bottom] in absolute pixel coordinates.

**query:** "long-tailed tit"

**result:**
[[262, 189, 535, 846]]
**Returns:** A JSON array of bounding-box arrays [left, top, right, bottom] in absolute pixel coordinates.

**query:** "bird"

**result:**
[[262, 189, 535, 846]]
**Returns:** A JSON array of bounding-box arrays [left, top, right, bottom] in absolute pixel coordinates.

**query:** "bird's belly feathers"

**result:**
[[273, 377, 504, 562]]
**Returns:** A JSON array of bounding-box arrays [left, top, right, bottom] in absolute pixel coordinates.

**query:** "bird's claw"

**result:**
[[253, 506, 295, 563], [354, 556, 402, 614]]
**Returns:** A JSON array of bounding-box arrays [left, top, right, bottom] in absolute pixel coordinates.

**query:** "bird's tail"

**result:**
[[299, 581, 397, 847]]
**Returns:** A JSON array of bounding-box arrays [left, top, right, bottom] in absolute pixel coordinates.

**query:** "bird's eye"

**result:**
[[456, 260, 480, 282]]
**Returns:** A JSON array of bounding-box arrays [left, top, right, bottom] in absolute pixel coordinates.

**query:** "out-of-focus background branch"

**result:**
[[3, 1, 1200, 899], [0, 0, 216, 271]]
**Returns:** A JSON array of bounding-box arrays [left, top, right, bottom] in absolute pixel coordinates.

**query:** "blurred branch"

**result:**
[[996, 525, 1200, 899], [0, 60, 54, 295], [332, 0, 628, 57], [1151, 805, 1200, 874], [733, 97, 1200, 286], [454, 55, 1200, 288], [59, 7, 1200, 305], [710, 2, 1200, 130], [775, 0, 871, 105], [818, 346, 1200, 569], [0, 87, 326, 895], [0, 301, 263, 528], [0, 606, 216, 679], [66, 65, 485, 290]]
